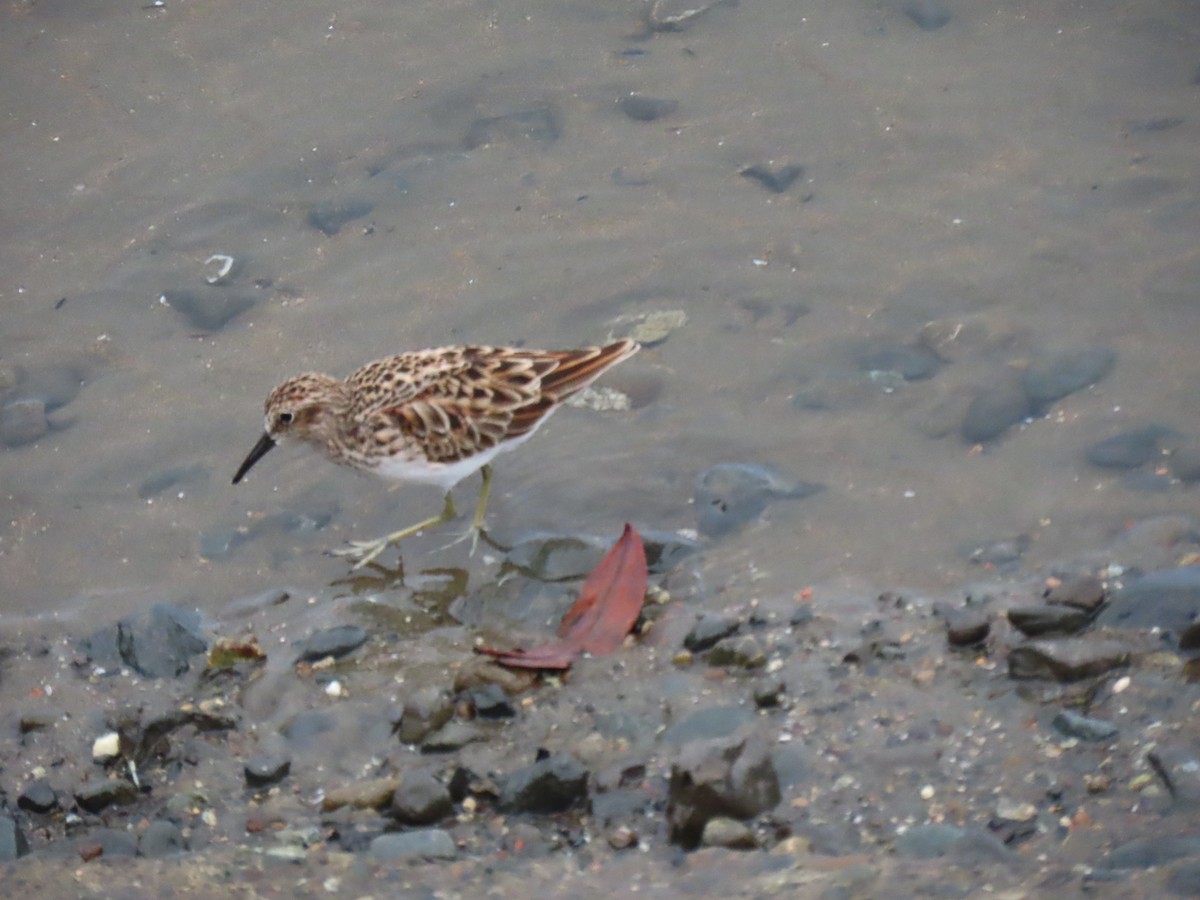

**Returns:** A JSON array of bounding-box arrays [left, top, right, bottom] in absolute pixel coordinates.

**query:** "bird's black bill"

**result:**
[[232, 433, 276, 485]]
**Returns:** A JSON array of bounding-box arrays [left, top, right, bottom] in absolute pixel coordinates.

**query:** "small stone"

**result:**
[[607, 825, 638, 850], [75, 778, 138, 813], [370, 829, 457, 861], [391, 771, 454, 825], [139, 819, 186, 857], [296, 625, 367, 663], [903, 0, 950, 30], [17, 780, 58, 814], [627, 309, 687, 347], [961, 380, 1030, 443], [684, 614, 740, 652], [1052, 710, 1119, 742], [667, 734, 780, 849], [941, 606, 990, 646], [1022, 346, 1116, 410], [1007, 605, 1092, 637], [244, 753, 291, 788], [307, 200, 373, 237], [1085, 425, 1175, 469], [92, 732, 121, 763], [1008, 638, 1130, 682], [701, 816, 758, 849], [994, 798, 1038, 822], [619, 95, 678, 122], [0, 817, 30, 861], [1168, 442, 1200, 483], [467, 684, 515, 719], [320, 776, 398, 812], [464, 105, 560, 149], [858, 345, 942, 381], [421, 720, 487, 753], [500, 754, 589, 814], [162, 289, 255, 332], [1044, 576, 1106, 612], [397, 687, 454, 745], [708, 634, 766, 669], [0, 399, 49, 447], [740, 163, 805, 194]]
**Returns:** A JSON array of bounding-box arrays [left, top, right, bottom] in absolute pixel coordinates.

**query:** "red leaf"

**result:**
[[476, 524, 648, 671]]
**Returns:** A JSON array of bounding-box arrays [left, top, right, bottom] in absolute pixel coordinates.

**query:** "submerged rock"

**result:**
[[1007, 638, 1130, 682], [694, 463, 823, 538], [500, 753, 589, 814], [667, 734, 780, 849]]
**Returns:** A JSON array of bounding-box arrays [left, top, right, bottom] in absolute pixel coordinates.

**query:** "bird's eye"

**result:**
[[279, 412, 294, 425]]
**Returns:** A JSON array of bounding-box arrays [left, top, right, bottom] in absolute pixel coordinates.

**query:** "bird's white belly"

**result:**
[[371, 430, 537, 491]]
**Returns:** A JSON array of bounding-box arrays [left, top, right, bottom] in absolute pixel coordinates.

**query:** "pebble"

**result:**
[[961, 379, 1030, 443], [1098, 566, 1200, 636], [660, 706, 753, 744], [75, 778, 138, 813], [1044, 576, 1106, 612], [281, 710, 336, 747], [397, 687, 454, 744], [306, 199, 373, 237], [740, 163, 805, 194], [0, 399, 49, 447], [467, 684, 515, 719], [244, 753, 292, 788], [626, 309, 687, 347], [161, 289, 255, 331], [464, 105, 560, 149], [619, 95, 678, 122], [1007, 605, 1092, 637], [858, 344, 942, 381], [420, 720, 487, 753], [701, 816, 758, 849], [1052, 709, 1119, 742], [667, 735, 779, 849], [390, 771, 453, 825], [707, 634, 766, 669], [500, 754, 589, 814], [903, 0, 951, 31], [684, 613, 741, 652], [694, 463, 823, 538], [79, 603, 207, 679], [1148, 744, 1200, 802], [369, 828, 457, 862], [17, 779, 58, 814], [296, 625, 368, 662], [1168, 441, 1200, 482], [1007, 638, 1130, 682], [1021, 345, 1116, 411], [92, 732, 122, 763], [940, 605, 990, 646], [138, 819, 186, 857], [320, 776, 397, 812], [1085, 425, 1175, 469], [0, 817, 29, 861]]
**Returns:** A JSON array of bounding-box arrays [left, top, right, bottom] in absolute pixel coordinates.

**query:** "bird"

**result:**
[[232, 338, 639, 567]]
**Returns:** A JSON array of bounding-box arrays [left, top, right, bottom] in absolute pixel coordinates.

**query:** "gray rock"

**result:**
[[1008, 638, 1130, 682], [1044, 576, 1107, 612], [1052, 710, 1119, 742], [1103, 835, 1200, 869], [619, 95, 678, 122], [138, 819, 186, 857], [297, 624, 367, 662], [307, 199, 373, 237], [421, 720, 487, 753], [245, 753, 292, 787], [467, 684, 515, 719], [369, 828, 457, 862], [661, 706, 754, 745], [17, 779, 58, 814], [1022, 346, 1116, 410], [961, 380, 1030, 443], [701, 816, 758, 849], [464, 105, 559, 150], [694, 463, 823, 538], [501, 754, 589, 814], [740, 163, 805, 194], [504, 533, 607, 581], [1169, 442, 1200, 483], [1085, 425, 1176, 469], [162, 289, 255, 331], [708, 635, 766, 669], [894, 824, 1012, 862], [667, 734, 780, 849], [391, 771, 454, 825], [80, 603, 207, 679], [0, 399, 49, 447], [940, 605, 990, 646], [78, 827, 138, 858], [684, 613, 741, 652], [1007, 605, 1092, 637], [397, 687, 454, 745], [1098, 567, 1200, 637], [75, 778, 139, 813], [281, 710, 336, 747], [0, 816, 29, 861], [903, 0, 950, 31]]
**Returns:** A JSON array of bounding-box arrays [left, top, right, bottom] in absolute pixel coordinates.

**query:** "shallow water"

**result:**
[[1, 0, 1198, 626]]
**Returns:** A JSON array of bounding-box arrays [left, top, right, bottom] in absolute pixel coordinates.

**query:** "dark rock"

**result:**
[[1149, 745, 1200, 802], [78, 827, 138, 858], [789, 606, 816, 627], [667, 734, 780, 849], [641, 529, 701, 572], [1007, 638, 1130, 682], [307, 200, 373, 237], [941, 606, 990, 646], [740, 163, 804, 194], [75, 778, 139, 813], [281, 711, 336, 747], [297, 624, 367, 662], [619, 95, 678, 122], [1085, 425, 1176, 469], [858, 345, 942, 381], [1103, 836, 1200, 869], [1052, 710, 1119, 742], [1169, 443, 1200, 483], [661, 706, 754, 744], [903, 0, 951, 31], [397, 687, 454, 745], [1098, 567, 1200, 636], [1007, 605, 1092, 637], [1045, 576, 1106, 612], [464, 106, 560, 149], [1, 399, 49, 447], [752, 681, 785, 708], [139, 819, 186, 857], [370, 828, 457, 861], [684, 613, 741, 652], [1022, 346, 1116, 411], [1180, 621, 1200, 651], [694, 463, 823, 538], [0, 817, 29, 861], [163, 289, 255, 331], [708, 635, 766, 669], [80, 603, 207, 679], [961, 380, 1030, 443], [17, 779, 58, 814], [391, 771, 454, 825], [467, 684, 515, 719], [244, 753, 291, 788], [420, 721, 487, 753], [12, 363, 85, 410], [501, 754, 589, 814]]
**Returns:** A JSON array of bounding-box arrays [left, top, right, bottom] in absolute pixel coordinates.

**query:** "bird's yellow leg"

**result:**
[[331, 491, 458, 569]]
